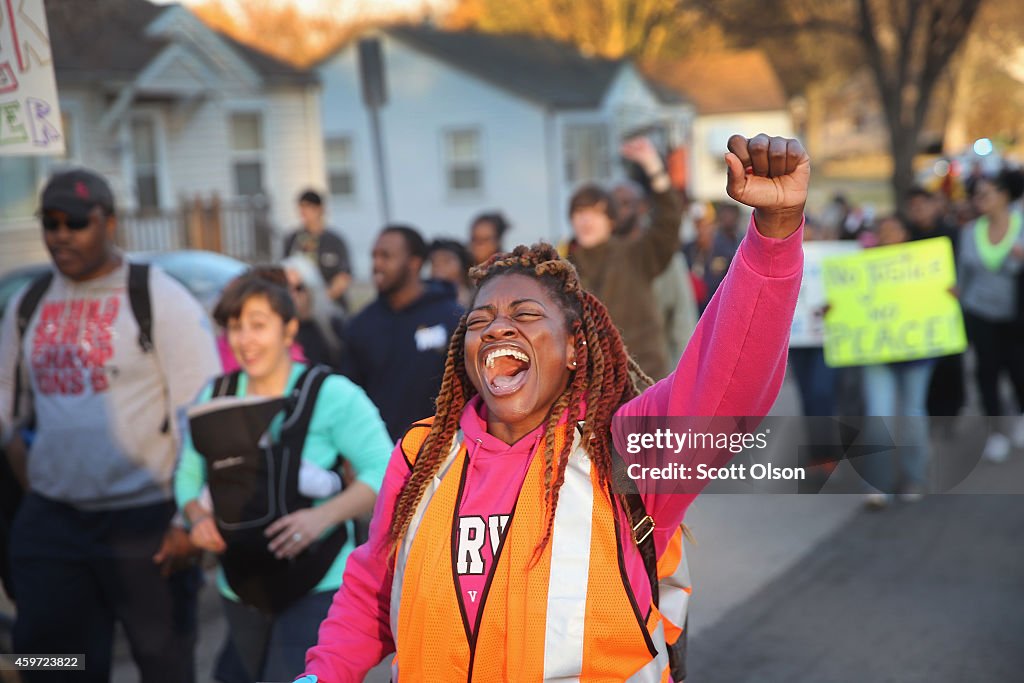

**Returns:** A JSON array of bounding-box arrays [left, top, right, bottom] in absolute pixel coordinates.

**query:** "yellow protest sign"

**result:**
[[822, 237, 966, 367]]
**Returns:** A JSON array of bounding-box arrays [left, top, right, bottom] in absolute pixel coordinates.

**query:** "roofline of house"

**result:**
[[314, 25, 641, 110]]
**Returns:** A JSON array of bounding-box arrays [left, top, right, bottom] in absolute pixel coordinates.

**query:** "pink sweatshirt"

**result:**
[[303, 217, 804, 680]]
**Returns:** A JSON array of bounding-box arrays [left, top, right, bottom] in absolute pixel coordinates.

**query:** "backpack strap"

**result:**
[[612, 448, 660, 602], [127, 263, 153, 353], [12, 272, 55, 420], [609, 437, 688, 681], [280, 365, 333, 442], [126, 262, 171, 432], [276, 365, 335, 512], [211, 372, 242, 399]]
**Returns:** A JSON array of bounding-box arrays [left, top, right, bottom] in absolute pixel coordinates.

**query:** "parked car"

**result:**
[[0, 250, 247, 319], [135, 250, 248, 312]]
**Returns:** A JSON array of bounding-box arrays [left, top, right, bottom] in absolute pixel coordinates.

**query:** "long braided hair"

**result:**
[[387, 244, 652, 559]]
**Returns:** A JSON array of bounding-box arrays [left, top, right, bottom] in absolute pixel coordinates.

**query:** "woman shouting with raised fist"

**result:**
[[297, 135, 808, 682]]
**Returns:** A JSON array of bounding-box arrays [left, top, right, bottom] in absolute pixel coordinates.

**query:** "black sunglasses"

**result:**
[[42, 214, 92, 231]]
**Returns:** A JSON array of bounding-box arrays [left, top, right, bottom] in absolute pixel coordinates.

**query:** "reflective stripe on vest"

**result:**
[[543, 432, 592, 679], [389, 429, 464, 639], [657, 528, 692, 645], [390, 423, 671, 682], [627, 621, 670, 682]]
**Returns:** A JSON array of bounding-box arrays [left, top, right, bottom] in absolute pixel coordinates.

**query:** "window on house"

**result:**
[[443, 129, 481, 193], [325, 136, 355, 198], [564, 123, 610, 184], [131, 117, 160, 211], [230, 112, 264, 197], [0, 157, 41, 220]]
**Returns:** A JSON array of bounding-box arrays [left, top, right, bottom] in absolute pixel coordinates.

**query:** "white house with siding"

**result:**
[[0, 0, 325, 273], [316, 26, 694, 279]]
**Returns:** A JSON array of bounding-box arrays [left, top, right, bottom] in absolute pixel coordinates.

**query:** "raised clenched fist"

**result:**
[[724, 134, 810, 238]]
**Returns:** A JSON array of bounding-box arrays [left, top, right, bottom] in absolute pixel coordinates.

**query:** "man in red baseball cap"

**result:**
[[0, 167, 221, 682]]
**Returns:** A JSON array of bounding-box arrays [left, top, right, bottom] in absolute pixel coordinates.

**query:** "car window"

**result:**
[[145, 251, 246, 310]]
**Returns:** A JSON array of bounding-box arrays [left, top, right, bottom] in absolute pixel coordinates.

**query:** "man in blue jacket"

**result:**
[[342, 225, 464, 441]]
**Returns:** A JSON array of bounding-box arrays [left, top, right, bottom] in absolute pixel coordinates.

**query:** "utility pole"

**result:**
[[358, 36, 391, 225]]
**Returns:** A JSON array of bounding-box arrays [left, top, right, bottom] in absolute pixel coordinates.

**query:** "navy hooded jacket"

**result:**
[[342, 280, 464, 441]]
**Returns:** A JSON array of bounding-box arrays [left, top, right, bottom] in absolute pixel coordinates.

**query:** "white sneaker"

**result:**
[[864, 493, 890, 510], [983, 433, 1011, 463], [1011, 416, 1024, 449], [899, 485, 925, 503]]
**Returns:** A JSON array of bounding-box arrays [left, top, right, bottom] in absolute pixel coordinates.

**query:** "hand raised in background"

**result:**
[[621, 136, 665, 176]]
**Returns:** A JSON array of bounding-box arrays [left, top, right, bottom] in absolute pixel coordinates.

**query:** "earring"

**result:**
[[571, 360, 578, 368]]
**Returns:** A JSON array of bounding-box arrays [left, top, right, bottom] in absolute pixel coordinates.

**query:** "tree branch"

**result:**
[[895, 0, 922, 97], [914, 0, 982, 130]]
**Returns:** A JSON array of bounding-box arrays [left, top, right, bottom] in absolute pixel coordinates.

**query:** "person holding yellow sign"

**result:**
[[858, 216, 941, 509], [957, 168, 1024, 463]]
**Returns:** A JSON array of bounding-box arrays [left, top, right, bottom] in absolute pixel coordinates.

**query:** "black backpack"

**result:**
[[194, 365, 348, 613]]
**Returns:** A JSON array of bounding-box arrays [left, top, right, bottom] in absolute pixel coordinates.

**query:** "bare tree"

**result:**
[[699, 0, 984, 212], [943, 0, 1024, 154]]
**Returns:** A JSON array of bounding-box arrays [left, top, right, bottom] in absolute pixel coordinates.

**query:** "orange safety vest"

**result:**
[[389, 418, 688, 682]]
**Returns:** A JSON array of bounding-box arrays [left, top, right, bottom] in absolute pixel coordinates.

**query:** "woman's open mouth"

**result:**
[[482, 345, 532, 396]]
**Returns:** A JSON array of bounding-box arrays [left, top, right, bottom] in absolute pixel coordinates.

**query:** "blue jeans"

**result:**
[[859, 360, 936, 493], [788, 347, 838, 416], [218, 589, 334, 683], [11, 495, 199, 683]]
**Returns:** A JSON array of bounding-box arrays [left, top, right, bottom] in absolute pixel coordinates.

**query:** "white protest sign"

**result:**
[[789, 241, 861, 347], [0, 0, 64, 155]]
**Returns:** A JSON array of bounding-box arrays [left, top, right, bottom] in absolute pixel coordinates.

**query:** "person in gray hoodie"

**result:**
[[957, 168, 1024, 462]]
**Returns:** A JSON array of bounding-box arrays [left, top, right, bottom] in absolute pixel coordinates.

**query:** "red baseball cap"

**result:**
[[40, 168, 116, 216]]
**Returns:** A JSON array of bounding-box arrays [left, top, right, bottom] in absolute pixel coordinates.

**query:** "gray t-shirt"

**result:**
[[0, 261, 220, 510]]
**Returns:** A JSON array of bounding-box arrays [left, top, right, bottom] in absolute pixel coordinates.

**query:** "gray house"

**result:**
[[0, 0, 326, 272]]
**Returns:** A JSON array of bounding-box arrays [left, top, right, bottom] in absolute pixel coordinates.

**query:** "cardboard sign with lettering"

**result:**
[[822, 237, 966, 367], [790, 241, 861, 347], [0, 0, 64, 155]]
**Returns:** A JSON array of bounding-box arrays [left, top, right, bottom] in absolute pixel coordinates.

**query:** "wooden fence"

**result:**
[[117, 195, 273, 262]]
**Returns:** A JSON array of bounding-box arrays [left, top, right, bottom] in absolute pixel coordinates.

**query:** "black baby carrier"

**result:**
[[188, 364, 346, 613]]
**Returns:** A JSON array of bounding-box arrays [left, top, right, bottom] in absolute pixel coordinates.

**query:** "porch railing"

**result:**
[[117, 195, 273, 263]]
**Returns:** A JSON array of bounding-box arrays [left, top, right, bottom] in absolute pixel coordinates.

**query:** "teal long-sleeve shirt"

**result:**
[[175, 363, 393, 600]]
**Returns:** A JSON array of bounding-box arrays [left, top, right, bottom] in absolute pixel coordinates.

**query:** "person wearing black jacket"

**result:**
[[905, 186, 965, 419], [342, 225, 465, 441]]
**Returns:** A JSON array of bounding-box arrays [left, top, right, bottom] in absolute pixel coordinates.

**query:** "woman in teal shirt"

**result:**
[[175, 273, 392, 682]]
